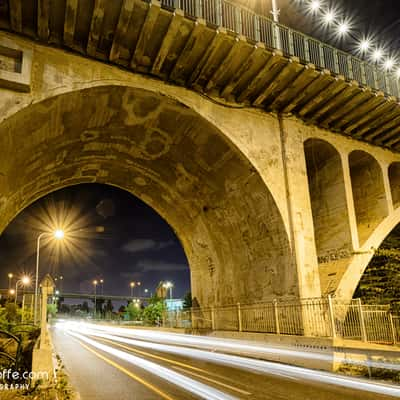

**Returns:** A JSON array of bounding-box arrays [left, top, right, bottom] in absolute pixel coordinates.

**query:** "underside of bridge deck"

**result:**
[[0, 0, 399, 152]]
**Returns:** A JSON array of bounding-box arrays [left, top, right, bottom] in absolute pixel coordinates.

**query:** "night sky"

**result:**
[[0, 184, 190, 298]]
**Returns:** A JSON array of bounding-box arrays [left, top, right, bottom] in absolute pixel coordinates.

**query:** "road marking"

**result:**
[[94, 335, 252, 396], [171, 366, 252, 396], [74, 338, 175, 400]]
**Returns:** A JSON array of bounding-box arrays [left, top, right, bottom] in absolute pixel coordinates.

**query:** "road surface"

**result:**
[[51, 322, 400, 400]]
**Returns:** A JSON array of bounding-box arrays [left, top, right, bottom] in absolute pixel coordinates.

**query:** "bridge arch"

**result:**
[[348, 150, 388, 246], [389, 162, 400, 209], [0, 85, 295, 308], [335, 206, 400, 301], [303, 138, 352, 259]]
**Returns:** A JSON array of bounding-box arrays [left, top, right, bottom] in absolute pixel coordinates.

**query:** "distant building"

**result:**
[[165, 299, 183, 311], [156, 281, 168, 299]]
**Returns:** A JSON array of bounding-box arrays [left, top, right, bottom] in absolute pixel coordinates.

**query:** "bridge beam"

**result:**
[[9, 0, 22, 33], [64, 0, 79, 48], [87, 0, 107, 57], [109, 0, 135, 62], [130, 1, 161, 70], [37, 0, 50, 41]]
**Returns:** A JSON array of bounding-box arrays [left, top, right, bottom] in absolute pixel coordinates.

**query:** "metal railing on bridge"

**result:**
[[163, 297, 400, 346], [156, 0, 400, 99]]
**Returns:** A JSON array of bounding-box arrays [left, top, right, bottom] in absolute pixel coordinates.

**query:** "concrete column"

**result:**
[[278, 117, 322, 300], [341, 154, 360, 250], [381, 162, 395, 214]]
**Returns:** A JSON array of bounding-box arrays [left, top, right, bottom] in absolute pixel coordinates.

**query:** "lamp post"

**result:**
[[93, 280, 98, 318], [130, 281, 135, 297], [100, 279, 104, 296], [137, 281, 141, 297], [271, 0, 282, 50], [271, 0, 279, 22], [15, 276, 30, 305], [34, 229, 64, 325]]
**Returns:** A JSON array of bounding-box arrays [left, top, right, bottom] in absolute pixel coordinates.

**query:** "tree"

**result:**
[[105, 300, 113, 312], [81, 301, 89, 313], [104, 300, 114, 319], [125, 302, 142, 321], [47, 303, 58, 318], [142, 298, 166, 325], [355, 224, 400, 313], [183, 291, 192, 310]]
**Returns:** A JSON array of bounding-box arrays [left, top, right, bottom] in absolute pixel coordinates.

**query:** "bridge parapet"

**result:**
[[160, 0, 400, 99]]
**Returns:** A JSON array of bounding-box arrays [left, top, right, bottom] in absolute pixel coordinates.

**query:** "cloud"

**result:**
[[121, 239, 175, 253], [121, 259, 188, 275]]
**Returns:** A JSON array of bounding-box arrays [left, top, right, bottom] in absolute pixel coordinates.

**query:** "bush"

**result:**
[[142, 297, 165, 325], [124, 302, 142, 321]]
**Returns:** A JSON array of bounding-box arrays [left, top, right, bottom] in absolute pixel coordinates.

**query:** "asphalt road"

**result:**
[[51, 322, 400, 400]]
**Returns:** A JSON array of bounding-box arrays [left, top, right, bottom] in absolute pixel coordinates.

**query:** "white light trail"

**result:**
[[56, 322, 400, 371], [68, 330, 238, 400], [57, 322, 400, 398]]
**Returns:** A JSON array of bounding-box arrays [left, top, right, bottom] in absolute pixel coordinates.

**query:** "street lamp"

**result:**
[[130, 281, 135, 297], [7, 273, 13, 292], [34, 229, 64, 325], [93, 280, 98, 318], [15, 276, 30, 305], [100, 279, 104, 295], [163, 281, 173, 299], [137, 281, 141, 297]]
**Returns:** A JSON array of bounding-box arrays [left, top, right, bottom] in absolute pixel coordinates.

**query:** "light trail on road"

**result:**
[[56, 321, 400, 398], [56, 321, 400, 371], [67, 329, 238, 400]]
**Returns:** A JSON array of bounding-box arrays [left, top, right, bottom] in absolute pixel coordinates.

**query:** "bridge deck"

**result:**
[[0, 0, 399, 151]]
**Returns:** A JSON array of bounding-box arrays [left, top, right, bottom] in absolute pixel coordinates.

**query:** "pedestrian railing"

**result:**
[[163, 297, 400, 346], [154, 0, 400, 99]]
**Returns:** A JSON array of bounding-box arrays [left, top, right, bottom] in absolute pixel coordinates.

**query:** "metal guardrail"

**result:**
[[163, 297, 400, 345], [157, 0, 400, 99]]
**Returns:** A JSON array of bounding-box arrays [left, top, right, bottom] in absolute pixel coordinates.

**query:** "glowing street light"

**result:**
[[34, 229, 65, 325], [15, 276, 30, 305], [384, 58, 395, 70], [359, 39, 371, 53], [309, 0, 321, 13], [337, 21, 350, 36], [372, 49, 383, 62], [9, 289, 15, 296], [54, 229, 64, 239], [130, 281, 135, 297], [322, 9, 335, 24], [7, 273, 13, 292], [163, 281, 173, 299], [100, 279, 104, 295]]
